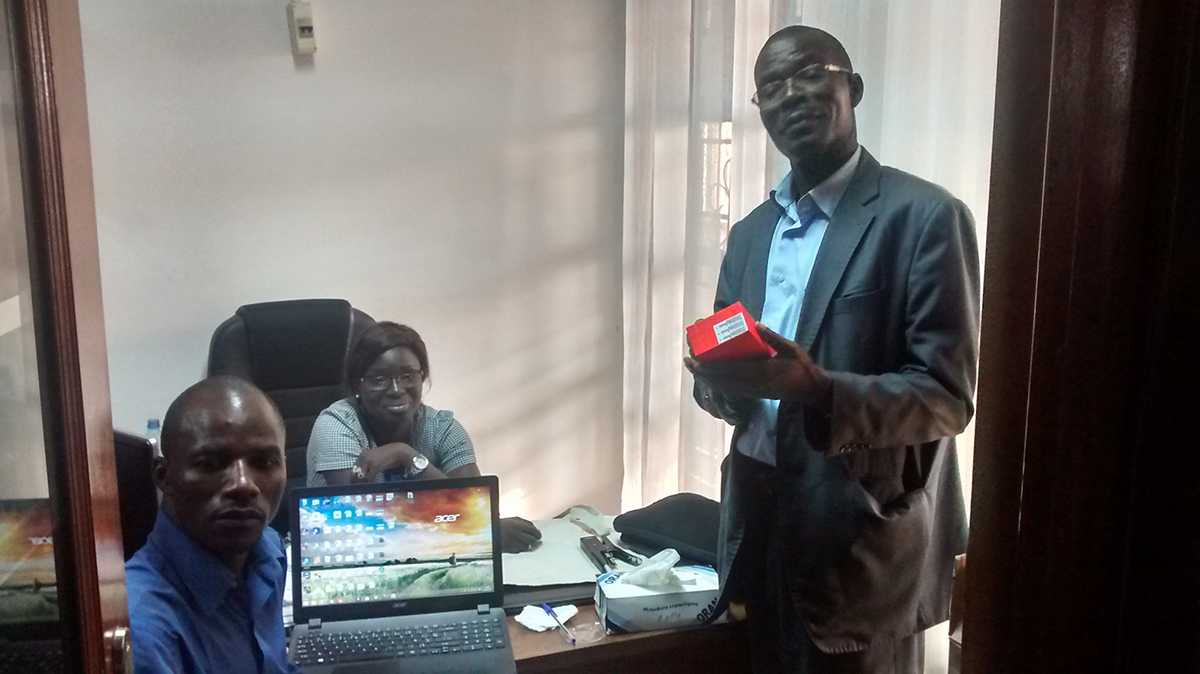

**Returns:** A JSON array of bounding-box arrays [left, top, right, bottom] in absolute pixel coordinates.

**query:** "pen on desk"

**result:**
[[541, 603, 576, 646]]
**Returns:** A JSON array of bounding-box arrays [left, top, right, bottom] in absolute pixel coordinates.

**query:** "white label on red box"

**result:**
[[713, 312, 749, 344]]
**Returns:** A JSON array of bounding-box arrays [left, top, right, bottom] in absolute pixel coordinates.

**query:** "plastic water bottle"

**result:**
[[146, 418, 161, 457]]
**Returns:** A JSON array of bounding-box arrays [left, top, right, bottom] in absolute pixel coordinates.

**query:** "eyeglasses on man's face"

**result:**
[[751, 63, 853, 109], [360, 371, 423, 391]]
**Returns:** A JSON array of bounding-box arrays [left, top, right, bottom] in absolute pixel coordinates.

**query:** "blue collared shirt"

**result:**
[[736, 146, 862, 466], [126, 511, 295, 674]]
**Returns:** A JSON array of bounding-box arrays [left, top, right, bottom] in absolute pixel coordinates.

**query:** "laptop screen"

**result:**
[[0, 499, 58, 627], [291, 476, 501, 622]]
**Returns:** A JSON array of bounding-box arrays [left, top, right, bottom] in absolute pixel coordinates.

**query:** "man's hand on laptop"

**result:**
[[499, 517, 542, 553]]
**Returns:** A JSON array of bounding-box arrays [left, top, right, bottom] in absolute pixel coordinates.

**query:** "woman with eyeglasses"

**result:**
[[306, 321, 541, 551]]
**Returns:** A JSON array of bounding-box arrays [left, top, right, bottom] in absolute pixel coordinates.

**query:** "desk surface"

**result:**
[[506, 608, 751, 674]]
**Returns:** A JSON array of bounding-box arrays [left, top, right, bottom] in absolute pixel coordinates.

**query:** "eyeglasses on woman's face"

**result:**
[[359, 371, 423, 392]]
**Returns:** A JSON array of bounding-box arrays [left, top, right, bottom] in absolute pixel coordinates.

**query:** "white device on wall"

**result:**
[[286, 0, 316, 56]]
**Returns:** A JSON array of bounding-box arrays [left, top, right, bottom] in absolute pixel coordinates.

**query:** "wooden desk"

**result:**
[[507, 609, 751, 673]]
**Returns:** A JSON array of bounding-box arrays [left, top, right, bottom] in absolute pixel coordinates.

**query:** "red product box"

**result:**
[[686, 301, 777, 362]]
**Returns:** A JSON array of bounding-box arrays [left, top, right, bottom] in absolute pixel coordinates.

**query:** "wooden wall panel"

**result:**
[[967, 0, 1200, 671], [963, 0, 1054, 669]]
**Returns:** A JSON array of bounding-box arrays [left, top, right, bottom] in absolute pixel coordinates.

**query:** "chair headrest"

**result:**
[[234, 299, 353, 390]]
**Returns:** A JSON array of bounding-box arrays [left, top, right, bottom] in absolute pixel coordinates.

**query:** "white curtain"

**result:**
[[789, 0, 1001, 536], [621, 2, 1000, 671], [620, 0, 999, 533], [621, 0, 775, 511]]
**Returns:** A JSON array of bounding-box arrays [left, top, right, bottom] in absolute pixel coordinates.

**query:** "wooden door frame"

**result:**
[[9, 0, 125, 671], [965, 0, 1198, 671], [962, 0, 1055, 669]]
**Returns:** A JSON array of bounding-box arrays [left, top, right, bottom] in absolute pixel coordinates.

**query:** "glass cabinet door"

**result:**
[[0, 0, 64, 670], [0, 1, 130, 671]]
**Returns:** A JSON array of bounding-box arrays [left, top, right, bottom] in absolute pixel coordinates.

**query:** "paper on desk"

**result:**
[[283, 541, 294, 629], [514, 604, 579, 632], [502, 517, 635, 586]]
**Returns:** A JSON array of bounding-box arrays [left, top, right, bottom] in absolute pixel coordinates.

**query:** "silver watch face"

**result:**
[[411, 452, 430, 472]]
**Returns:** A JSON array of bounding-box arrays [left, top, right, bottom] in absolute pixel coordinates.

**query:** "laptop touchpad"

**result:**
[[332, 664, 404, 674], [334, 662, 485, 674]]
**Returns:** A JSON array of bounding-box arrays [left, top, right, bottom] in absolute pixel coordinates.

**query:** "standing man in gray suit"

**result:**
[[686, 25, 980, 673]]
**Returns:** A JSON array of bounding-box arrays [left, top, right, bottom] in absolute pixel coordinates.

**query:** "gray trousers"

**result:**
[[732, 451, 925, 674]]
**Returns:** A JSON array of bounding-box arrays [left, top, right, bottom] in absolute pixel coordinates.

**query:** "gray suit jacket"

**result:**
[[701, 149, 980, 653]]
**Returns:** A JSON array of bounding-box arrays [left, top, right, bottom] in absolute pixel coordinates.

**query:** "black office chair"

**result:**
[[113, 429, 157, 560], [207, 298, 374, 536]]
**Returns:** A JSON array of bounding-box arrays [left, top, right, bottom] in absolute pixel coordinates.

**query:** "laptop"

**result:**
[[0, 498, 66, 673], [288, 476, 516, 674]]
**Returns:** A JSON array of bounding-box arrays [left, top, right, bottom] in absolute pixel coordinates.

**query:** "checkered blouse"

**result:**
[[305, 398, 476, 486]]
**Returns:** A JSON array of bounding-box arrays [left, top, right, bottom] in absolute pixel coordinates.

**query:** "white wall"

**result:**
[[80, 0, 627, 516]]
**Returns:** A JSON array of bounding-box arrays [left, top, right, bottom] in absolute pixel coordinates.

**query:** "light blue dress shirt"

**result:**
[[126, 511, 296, 674], [736, 146, 862, 466]]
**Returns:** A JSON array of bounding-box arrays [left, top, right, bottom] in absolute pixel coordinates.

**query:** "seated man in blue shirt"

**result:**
[[126, 376, 295, 674]]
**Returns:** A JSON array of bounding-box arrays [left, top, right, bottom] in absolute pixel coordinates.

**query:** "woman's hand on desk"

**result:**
[[500, 517, 542, 553]]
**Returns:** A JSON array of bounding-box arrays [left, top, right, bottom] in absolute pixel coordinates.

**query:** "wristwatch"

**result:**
[[409, 452, 430, 477]]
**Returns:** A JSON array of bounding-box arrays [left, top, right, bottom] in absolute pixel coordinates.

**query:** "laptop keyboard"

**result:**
[[292, 616, 508, 665]]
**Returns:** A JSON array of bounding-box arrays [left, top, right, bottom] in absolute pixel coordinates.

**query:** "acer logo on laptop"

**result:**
[[432, 513, 460, 523]]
